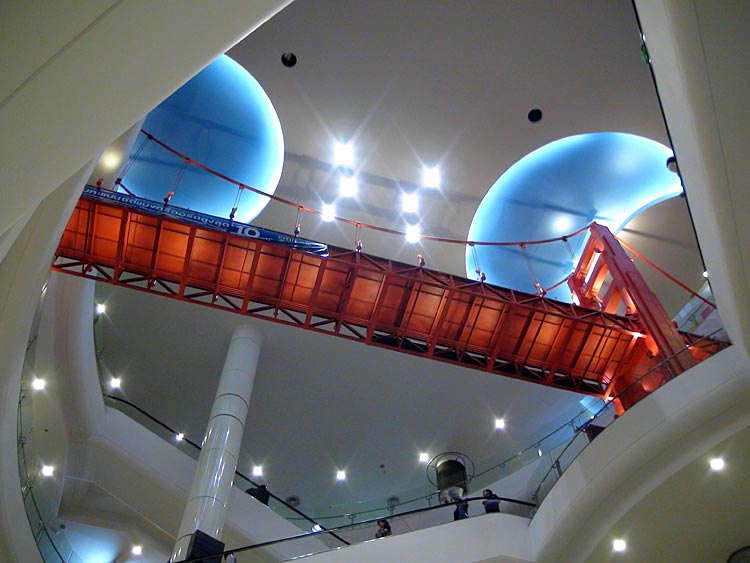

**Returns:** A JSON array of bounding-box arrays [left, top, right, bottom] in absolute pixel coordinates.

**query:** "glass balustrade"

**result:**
[[18, 299, 85, 563]]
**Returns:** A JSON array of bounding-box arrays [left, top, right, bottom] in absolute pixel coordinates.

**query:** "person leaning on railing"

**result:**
[[482, 489, 501, 513]]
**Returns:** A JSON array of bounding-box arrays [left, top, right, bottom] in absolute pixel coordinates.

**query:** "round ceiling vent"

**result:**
[[281, 51, 298, 67], [285, 495, 301, 507], [728, 547, 750, 563], [527, 108, 543, 122]]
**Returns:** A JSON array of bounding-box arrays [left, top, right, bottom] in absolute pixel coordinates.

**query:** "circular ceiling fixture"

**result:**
[[728, 547, 750, 563], [281, 51, 298, 67], [285, 495, 301, 507], [528, 108, 543, 123], [426, 452, 476, 489]]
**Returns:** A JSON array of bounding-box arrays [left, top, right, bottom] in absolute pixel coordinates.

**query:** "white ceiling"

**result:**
[[91, 0, 713, 538]]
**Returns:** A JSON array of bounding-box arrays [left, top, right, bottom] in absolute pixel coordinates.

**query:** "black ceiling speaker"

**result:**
[[281, 51, 298, 67]]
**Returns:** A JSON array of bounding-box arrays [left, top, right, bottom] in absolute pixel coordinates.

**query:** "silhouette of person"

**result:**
[[375, 519, 391, 538], [482, 488, 501, 513]]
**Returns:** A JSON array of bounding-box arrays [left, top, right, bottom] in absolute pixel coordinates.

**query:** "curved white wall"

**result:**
[[0, 3, 289, 561], [530, 346, 750, 562], [0, 163, 96, 563]]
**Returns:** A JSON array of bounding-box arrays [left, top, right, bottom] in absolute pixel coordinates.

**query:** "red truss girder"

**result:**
[[53, 196, 727, 399], [567, 223, 726, 408]]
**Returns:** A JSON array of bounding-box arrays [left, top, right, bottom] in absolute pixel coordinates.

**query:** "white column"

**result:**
[[171, 324, 261, 562]]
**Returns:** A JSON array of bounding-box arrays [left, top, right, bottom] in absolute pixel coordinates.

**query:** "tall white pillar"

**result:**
[[171, 324, 261, 562]]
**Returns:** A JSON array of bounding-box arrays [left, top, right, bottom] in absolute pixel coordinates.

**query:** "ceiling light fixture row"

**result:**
[[130, 130, 617, 264], [329, 142, 439, 244]]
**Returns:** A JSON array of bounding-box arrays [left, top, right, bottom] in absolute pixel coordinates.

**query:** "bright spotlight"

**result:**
[[109, 377, 121, 390], [402, 192, 419, 214], [419, 452, 429, 463], [175, 433, 184, 442], [709, 457, 725, 471], [495, 418, 506, 430], [339, 175, 358, 198], [95, 303, 106, 314], [333, 142, 354, 167], [702, 270, 709, 279], [553, 216, 572, 233], [131, 545, 143, 556], [422, 166, 440, 188], [321, 204, 336, 222], [41, 465, 54, 477], [405, 224, 421, 244], [252, 465, 263, 477], [336, 470, 346, 481], [31, 378, 46, 391], [612, 539, 626, 552], [100, 150, 121, 171]]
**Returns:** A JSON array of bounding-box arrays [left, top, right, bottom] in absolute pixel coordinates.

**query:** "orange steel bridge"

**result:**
[[53, 188, 728, 409]]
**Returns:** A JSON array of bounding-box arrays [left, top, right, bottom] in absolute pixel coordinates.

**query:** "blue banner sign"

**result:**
[[82, 186, 329, 257]]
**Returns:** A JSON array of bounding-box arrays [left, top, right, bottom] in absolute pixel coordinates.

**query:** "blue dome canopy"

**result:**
[[466, 133, 681, 302], [123, 55, 284, 223]]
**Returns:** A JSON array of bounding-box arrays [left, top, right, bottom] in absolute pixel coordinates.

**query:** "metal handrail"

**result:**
[[175, 495, 537, 563], [102, 394, 350, 547], [105, 392, 578, 527], [531, 329, 728, 501]]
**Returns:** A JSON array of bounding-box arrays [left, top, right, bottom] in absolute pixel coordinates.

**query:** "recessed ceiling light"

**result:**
[[253, 465, 263, 477], [336, 470, 346, 481], [495, 418, 506, 430], [175, 433, 184, 442], [612, 538, 626, 552], [311, 524, 322, 532], [702, 270, 709, 279], [333, 142, 354, 167], [132, 545, 142, 556], [419, 452, 429, 463], [339, 175, 358, 198], [31, 378, 46, 391], [402, 192, 419, 214], [321, 203, 336, 222], [553, 216, 571, 233], [422, 166, 440, 188], [41, 465, 54, 477], [100, 150, 121, 170], [95, 303, 106, 314], [109, 377, 121, 389], [405, 224, 421, 244], [709, 457, 725, 471]]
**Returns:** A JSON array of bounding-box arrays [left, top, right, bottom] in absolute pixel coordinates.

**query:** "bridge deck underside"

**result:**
[[53, 197, 720, 397]]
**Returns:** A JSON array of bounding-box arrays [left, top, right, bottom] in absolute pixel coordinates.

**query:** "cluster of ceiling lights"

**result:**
[[323, 141, 441, 244]]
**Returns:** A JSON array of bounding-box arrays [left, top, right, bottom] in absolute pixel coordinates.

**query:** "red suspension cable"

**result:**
[[614, 235, 716, 308], [135, 129, 592, 249]]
